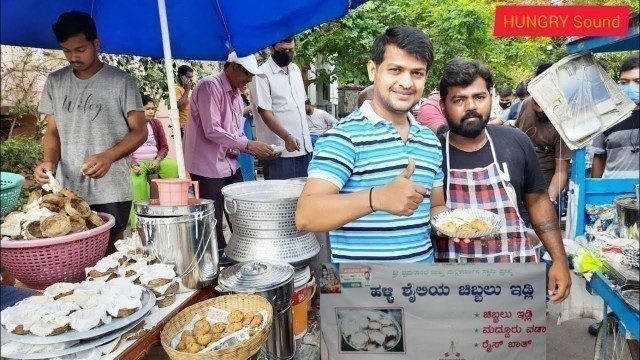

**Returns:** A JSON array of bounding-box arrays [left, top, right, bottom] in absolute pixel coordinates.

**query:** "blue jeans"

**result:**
[[311, 135, 320, 147], [263, 154, 311, 180]]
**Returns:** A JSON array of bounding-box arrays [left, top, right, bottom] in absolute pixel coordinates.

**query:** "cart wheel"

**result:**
[[593, 315, 638, 360]]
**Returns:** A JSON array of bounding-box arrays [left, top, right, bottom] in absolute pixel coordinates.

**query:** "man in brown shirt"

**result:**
[[515, 63, 573, 215]]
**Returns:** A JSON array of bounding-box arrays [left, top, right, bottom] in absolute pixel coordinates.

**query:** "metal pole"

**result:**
[[157, 0, 186, 178]]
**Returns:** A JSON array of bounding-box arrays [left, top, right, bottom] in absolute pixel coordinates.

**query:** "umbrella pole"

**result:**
[[157, 0, 186, 179]]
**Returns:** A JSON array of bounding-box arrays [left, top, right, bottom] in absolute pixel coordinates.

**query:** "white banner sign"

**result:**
[[320, 263, 546, 360]]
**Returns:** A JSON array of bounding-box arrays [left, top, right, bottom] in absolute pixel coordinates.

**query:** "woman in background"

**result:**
[[129, 94, 179, 229]]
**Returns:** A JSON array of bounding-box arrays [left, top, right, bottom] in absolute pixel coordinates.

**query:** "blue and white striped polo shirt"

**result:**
[[308, 101, 444, 263]]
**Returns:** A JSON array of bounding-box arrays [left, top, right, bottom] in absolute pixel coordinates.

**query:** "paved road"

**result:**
[[546, 274, 599, 360]]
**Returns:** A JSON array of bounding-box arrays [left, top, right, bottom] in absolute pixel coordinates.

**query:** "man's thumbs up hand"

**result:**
[[398, 157, 415, 179], [372, 158, 427, 216]]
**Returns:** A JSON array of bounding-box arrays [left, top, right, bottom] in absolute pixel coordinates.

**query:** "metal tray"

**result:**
[[2, 316, 146, 359], [0, 290, 156, 344], [620, 284, 640, 313], [431, 209, 502, 239], [338, 309, 403, 352]]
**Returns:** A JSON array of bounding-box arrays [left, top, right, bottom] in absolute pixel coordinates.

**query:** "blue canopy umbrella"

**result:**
[[1, 0, 367, 176]]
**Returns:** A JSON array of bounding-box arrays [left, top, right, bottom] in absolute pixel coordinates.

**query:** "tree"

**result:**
[[100, 54, 208, 112], [0, 46, 65, 139], [297, 0, 635, 94]]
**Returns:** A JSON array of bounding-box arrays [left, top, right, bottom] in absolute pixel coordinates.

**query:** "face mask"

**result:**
[[620, 84, 640, 105], [272, 50, 294, 67], [499, 102, 511, 110]]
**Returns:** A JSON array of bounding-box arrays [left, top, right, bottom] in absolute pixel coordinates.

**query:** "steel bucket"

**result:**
[[614, 195, 639, 241], [135, 199, 218, 289], [218, 261, 296, 360]]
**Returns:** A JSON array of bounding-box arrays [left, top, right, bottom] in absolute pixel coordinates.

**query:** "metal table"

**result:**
[[588, 270, 639, 359]]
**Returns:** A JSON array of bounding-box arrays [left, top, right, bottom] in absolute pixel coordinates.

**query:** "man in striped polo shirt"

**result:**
[[296, 26, 448, 263]]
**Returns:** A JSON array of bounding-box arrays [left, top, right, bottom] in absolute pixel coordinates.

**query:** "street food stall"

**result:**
[[0, 178, 322, 359], [0, 0, 366, 358], [563, 11, 639, 360]]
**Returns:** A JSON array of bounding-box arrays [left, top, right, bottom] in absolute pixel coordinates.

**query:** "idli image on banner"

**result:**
[[336, 308, 405, 353], [321, 264, 547, 360]]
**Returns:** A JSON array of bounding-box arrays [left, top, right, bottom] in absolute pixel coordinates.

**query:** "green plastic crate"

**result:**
[[1, 172, 25, 217]]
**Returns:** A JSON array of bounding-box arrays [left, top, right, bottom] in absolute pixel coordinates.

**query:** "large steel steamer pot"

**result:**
[[222, 179, 306, 215], [226, 232, 320, 268], [135, 199, 218, 289], [218, 260, 295, 360], [221, 180, 319, 268]]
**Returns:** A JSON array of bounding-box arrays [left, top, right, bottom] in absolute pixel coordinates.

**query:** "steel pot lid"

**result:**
[[221, 180, 306, 203], [219, 260, 294, 293], [135, 199, 214, 217], [294, 266, 311, 288]]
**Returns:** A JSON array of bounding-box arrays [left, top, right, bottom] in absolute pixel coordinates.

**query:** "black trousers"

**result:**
[[190, 170, 243, 251]]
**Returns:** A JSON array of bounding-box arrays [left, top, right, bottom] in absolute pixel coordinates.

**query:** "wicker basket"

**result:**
[[1, 172, 25, 217], [0, 213, 114, 289], [161, 295, 273, 360]]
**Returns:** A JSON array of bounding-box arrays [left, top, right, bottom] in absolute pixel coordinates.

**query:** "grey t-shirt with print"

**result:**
[[38, 64, 143, 205]]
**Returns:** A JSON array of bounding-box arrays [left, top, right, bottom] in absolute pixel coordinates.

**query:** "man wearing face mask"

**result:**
[[250, 36, 313, 179], [434, 58, 571, 303], [515, 62, 573, 217], [591, 53, 640, 179], [488, 87, 514, 125]]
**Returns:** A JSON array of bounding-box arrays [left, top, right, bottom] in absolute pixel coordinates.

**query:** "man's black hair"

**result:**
[[498, 87, 513, 98], [535, 62, 553, 77], [272, 36, 295, 48], [52, 11, 97, 43], [438, 58, 494, 101], [305, 99, 311, 105], [516, 80, 529, 98], [620, 53, 639, 75], [371, 26, 434, 72], [178, 65, 193, 77], [141, 94, 154, 106]]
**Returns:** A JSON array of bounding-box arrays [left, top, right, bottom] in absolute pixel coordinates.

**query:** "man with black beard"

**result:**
[[515, 63, 572, 216], [434, 58, 571, 303]]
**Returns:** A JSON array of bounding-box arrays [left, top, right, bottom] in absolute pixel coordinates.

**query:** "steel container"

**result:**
[[222, 180, 306, 217], [614, 195, 639, 241], [221, 180, 320, 269], [135, 199, 218, 289], [218, 261, 295, 360], [226, 232, 320, 269]]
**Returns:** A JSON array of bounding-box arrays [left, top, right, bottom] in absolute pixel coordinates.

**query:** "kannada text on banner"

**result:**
[[321, 263, 547, 360]]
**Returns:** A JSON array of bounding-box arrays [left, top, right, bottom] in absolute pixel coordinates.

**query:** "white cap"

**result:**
[[227, 51, 263, 75]]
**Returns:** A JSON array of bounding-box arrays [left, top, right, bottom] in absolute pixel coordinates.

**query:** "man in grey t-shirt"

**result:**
[[34, 11, 146, 251], [591, 53, 640, 179], [305, 100, 337, 147]]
